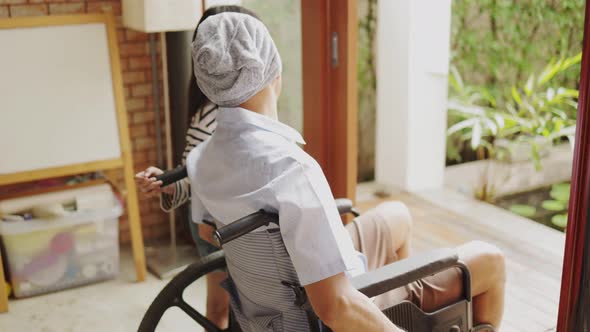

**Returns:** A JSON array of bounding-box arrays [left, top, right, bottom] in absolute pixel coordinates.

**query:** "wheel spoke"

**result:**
[[175, 297, 221, 332]]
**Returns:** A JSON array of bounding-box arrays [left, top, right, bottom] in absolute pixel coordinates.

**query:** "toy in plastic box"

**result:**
[[0, 184, 121, 298]]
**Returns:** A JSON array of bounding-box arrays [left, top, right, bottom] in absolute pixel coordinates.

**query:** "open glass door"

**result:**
[[239, 0, 303, 133]]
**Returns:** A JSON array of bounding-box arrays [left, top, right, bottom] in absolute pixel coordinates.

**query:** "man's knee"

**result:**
[[374, 201, 413, 234], [461, 241, 506, 284]]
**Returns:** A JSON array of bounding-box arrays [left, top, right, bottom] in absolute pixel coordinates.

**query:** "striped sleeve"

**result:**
[[160, 179, 191, 212], [160, 103, 218, 212]]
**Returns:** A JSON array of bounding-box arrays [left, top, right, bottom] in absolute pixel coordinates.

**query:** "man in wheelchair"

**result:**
[[170, 12, 505, 331]]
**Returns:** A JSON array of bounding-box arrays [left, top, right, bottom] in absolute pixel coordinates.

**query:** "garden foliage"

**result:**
[[447, 0, 584, 164]]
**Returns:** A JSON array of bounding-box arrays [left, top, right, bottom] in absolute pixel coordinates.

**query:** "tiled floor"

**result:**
[[0, 250, 208, 332]]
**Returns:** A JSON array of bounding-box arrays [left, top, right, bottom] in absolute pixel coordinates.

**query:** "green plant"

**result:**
[[509, 204, 537, 218], [447, 53, 581, 166], [507, 53, 580, 139], [451, 0, 585, 99], [547, 182, 570, 229], [447, 0, 585, 166], [357, 0, 377, 181], [552, 214, 568, 228], [542, 200, 566, 211], [507, 182, 570, 230]]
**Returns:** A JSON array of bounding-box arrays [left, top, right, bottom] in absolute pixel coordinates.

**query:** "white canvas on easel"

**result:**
[[0, 13, 147, 313], [0, 23, 121, 173]]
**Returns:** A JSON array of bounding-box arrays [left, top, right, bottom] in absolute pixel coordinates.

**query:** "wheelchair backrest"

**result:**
[[220, 226, 314, 332]]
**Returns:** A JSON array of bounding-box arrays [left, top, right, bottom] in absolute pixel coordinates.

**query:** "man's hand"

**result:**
[[305, 273, 403, 332], [135, 166, 176, 198], [198, 223, 219, 247]]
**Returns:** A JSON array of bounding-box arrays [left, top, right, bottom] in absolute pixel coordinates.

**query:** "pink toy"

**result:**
[[17, 232, 74, 279], [50, 232, 74, 254]]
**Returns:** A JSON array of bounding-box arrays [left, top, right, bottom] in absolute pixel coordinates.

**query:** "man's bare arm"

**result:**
[[305, 273, 403, 332]]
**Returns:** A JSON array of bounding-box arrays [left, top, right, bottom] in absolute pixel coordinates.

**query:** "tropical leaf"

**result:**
[[446, 52, 579, 171], [556, 87, 579, 99], [537, 59, 562, 86], [524, 74, 535, 96], [510, 204, 537, 217], [506, 103, 519, 115], [471, 122, 482, 150], [538, 53, 581, 86], [542, 200, 566, 211], [553, 183, 571, 192], [548, 125, 576, 141], [448, 65, 464, 93], [447, 100, 487, 116], [483, 118, 498, 135], [553, 118, 564, 133], [550, 109, 568, 120], [511, 86, 523, 105], [447, 118, 479, 136], [566, 100, 579, 110], [551, 183, 571, 203], [551, 214, 568, 228], [550, 188, 570, 202], [546, 88, 555, 101], [494, 114, 505, 128], [562, 53, 582, 70]]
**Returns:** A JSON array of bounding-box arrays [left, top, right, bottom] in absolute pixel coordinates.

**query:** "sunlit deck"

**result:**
[[358, 187, 565, 332]]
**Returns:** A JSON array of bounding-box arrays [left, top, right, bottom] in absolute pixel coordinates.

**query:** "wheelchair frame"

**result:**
[[139, 216, 495, 331]]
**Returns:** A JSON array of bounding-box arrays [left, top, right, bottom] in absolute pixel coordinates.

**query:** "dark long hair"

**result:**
[[188, 6, 260, 123]]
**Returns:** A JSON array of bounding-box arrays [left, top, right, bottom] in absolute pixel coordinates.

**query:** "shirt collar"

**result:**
[[217, 107, 306, 145]]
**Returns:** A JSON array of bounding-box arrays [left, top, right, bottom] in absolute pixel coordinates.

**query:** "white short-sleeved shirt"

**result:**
[[186, 107, 367, 286]]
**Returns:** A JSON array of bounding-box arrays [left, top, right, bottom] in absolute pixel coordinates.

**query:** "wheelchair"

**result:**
[[139, 167, 495, 332]]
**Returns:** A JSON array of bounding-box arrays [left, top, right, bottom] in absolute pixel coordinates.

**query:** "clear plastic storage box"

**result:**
[[0, 185, 121, 298]]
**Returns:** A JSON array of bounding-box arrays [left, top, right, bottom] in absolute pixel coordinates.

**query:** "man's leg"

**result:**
[[206, 271, 230, 329], [346, 201, 413, 269], [402, 241, 505, 327], [346, 201, 414, 306], [457, 241, 506, 327], [191, 222, 230, 329], [347, 203, 505, 328]]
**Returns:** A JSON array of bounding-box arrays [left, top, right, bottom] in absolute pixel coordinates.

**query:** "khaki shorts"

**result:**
[[346, 203, 464, 312]]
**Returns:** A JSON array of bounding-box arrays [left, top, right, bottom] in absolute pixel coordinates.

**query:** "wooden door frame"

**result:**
[[557, 0, 590, 330], [301, 0, 358, 200]]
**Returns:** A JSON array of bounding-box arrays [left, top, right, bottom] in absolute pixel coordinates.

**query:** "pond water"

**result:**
[[495, 183, 569, 232]]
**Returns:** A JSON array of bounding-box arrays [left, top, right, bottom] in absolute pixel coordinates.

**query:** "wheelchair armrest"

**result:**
[[351, 248, 459, 298], [214, 210, 279, 246], [335, 198, 360, 217], [215, 199, 359, 246]]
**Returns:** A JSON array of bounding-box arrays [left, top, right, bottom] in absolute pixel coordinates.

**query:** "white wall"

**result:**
[[375, 0, 451, 191], [375, 0, 410, 189]]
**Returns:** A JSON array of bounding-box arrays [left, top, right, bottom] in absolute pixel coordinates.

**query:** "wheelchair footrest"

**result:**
[[383, 300, 471, 332]]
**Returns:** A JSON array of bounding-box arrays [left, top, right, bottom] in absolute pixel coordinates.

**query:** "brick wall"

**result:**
[[0, 0, 170, 244]]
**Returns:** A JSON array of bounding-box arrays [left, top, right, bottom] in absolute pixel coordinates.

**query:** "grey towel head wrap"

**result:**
[[192, 12, 282, 107]]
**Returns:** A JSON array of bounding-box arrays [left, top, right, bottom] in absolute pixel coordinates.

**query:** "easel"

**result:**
[[0, 13, 147, 312]]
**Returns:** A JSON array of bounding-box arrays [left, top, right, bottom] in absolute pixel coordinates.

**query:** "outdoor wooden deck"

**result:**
[[357, 191, 564, 332]]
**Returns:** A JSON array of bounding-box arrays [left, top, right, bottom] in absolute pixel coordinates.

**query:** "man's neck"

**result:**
[[239, 86, 278, 120]]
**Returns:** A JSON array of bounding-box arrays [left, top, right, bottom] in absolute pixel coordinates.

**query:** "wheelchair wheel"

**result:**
[[138, 251, 227, 332]]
